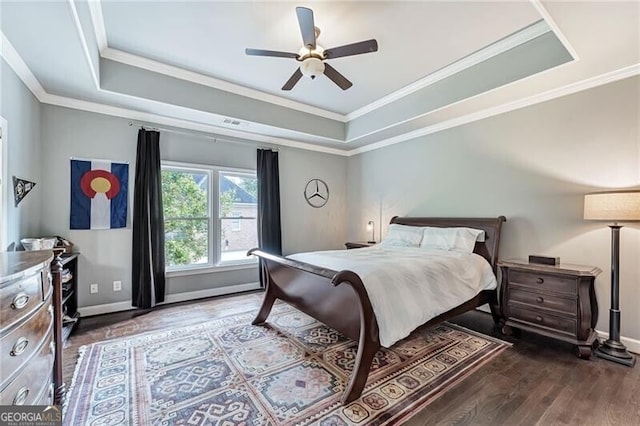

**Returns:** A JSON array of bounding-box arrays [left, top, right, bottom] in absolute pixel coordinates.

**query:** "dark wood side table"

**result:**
[[498, 259, 601, 359], [345, 241, 376, 249]]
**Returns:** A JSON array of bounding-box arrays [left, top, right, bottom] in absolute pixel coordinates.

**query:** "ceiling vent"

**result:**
[[222, 118, 248, 127]]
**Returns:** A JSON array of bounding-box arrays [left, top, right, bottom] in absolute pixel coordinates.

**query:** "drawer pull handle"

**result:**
[[13, 387, 29, 405], [536, 297, 544, 303], [11, 293, 30, 310], [536, 316, 543, 323], [10, 337, 29, 356], [535, 277, 544, 284]]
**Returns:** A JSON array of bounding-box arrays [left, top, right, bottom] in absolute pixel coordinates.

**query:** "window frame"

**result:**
[[161, 161, 258, 276]]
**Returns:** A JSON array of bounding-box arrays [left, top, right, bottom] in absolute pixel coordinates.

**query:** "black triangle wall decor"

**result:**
[[13, 176, 36, 207]]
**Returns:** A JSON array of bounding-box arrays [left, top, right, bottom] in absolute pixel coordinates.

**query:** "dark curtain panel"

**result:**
[[132, 129, 166, 308], [257, 149, 282, 287]]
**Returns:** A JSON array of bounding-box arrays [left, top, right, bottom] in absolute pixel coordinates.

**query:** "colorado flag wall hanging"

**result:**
[[70, 159, 128, 230]]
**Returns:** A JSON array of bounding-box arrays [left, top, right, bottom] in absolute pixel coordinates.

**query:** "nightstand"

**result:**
[[498, 259, 601, 359], [345, 241, 376, 249]]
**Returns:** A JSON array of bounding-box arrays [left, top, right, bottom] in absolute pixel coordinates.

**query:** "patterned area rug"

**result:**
[[64, 303, 508, 425]]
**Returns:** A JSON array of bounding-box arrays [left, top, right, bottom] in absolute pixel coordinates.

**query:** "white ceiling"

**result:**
[[1, 1, 639, 154]]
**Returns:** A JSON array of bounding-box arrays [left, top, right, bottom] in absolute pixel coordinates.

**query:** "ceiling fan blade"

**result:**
[[282, 68, 303, 91], [245, 48, 299, 59], [323, 63, 352, 90], [296, 7, 316, 49], [324, 39, 378, 59]]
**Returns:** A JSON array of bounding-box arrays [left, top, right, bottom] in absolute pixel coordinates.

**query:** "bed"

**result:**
[[248, 216, 506, 404]]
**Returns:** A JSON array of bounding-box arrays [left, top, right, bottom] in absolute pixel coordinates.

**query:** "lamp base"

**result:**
[[595, 339, 636, 367]]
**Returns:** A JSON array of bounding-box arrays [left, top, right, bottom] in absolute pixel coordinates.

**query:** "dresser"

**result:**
[[498, 259, 601, 358], [0, 251, 55, 405]]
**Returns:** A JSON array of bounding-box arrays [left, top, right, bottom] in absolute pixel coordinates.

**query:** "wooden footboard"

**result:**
[[249, 249, 380, 404]]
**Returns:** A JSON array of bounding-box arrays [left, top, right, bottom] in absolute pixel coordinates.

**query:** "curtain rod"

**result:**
[[127, 121, 279, 151]]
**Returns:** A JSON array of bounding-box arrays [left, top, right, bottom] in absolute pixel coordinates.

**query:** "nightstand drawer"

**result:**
[[508, 304, 576, 336], [509, 270, 576, 295], [508, 287, 577, 316]]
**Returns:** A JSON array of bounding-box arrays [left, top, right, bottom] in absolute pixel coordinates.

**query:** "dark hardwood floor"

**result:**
[[62, 292, 639, 425]]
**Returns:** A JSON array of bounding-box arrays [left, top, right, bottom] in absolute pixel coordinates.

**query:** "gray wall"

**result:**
[[348, 76, 640, 341], [0, 59, 42, 248], [39, 105, 348, 308]]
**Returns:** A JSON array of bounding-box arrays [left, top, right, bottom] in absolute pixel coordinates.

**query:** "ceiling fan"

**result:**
[[245, 7, 378, 91]]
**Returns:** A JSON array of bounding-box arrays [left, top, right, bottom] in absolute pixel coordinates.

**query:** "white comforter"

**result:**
[[289, 245, 497, 348]]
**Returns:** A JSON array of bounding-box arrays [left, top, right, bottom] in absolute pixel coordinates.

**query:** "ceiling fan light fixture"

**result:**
[[300, 57, 325, 79], [245, 7, 377, 90]]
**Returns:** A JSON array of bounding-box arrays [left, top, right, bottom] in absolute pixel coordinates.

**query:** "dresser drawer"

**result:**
[[509, 270, 576, 295], [508, 287, 577, 316], [508, 304, 576, 336], [0, 297, 53, 389], [0, 274, 43, 334], [0, 333, 54, 405], [0, 334, 54, 405]]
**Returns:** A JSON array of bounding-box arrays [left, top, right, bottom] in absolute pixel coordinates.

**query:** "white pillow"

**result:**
[[379, 224, 423, 247], [420, 227, 485, 253]]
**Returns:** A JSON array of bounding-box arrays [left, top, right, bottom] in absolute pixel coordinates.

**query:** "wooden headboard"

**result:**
[[389, 216, 507, 273]]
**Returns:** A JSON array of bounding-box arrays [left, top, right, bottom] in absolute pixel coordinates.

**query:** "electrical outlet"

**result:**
[[90, 283, 98, 294], [113, 280, 122, 291]]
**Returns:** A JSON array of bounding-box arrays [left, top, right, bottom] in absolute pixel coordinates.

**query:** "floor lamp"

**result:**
[[584, 190, 640, 367]]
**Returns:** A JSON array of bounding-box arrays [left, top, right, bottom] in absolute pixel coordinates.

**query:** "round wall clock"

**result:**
[[304, 178, 329, 208]]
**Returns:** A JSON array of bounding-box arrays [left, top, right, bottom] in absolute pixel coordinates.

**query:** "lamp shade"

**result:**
[[584, 190, 640, 221]]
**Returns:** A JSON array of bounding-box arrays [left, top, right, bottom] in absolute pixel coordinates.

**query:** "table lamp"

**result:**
[[366, 220, 375, 244], [584, 190, 640, 367]]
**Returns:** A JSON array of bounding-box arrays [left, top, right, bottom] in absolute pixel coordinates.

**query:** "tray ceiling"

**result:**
[[1, 1, 638, 154]]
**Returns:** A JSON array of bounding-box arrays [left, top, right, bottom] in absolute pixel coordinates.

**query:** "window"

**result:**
[[161, 162, 258, 272], [219, 171, 258, 263]]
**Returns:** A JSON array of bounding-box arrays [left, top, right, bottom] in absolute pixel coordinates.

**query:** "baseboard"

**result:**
[[595, 329, 640, 355], [77, 282, 262, 317], [78, 291, 640, 356], [475, 305, 640, 355]]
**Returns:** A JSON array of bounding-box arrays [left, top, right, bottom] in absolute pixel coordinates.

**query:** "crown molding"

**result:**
[[102, 47, 347, 123], [347, 63, 640, 156], [87, 0, 108, 52], [3, 28, 637, 159], [67, 0, 100, 89], [346, 20, 551, 121], [1, 31, 46, 101], [41, 93, 350, 156], [345, 49, 578, 146], [530, 0, 579, 60]]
